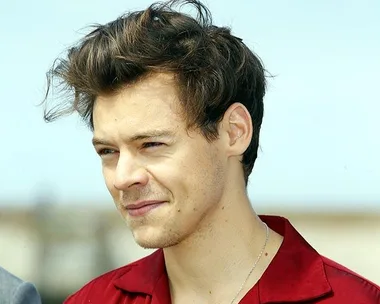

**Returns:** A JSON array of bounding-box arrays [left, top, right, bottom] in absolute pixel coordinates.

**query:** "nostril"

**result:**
[[113, 169, 150, 191]]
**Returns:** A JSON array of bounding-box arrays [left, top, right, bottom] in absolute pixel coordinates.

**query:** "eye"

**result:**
[[97, 148, 116, 156], [141, 142, 164, 149]]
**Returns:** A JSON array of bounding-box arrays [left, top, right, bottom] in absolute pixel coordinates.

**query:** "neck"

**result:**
[[163, 186, 281, 303]]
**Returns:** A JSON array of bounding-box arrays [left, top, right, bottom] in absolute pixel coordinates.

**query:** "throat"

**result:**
[[164, 215, 282, 304]]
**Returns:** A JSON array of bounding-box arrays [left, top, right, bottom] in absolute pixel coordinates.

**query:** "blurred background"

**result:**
[[1, 0, 379, 303]]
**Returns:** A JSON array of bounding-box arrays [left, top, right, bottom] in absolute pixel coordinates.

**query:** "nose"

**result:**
[[113, 152, 149, 190]]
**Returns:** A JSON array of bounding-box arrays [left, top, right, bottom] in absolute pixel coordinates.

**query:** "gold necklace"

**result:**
[[229, 223, 269, 304]]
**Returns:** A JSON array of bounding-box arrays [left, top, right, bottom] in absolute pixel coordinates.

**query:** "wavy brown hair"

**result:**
[[43, 0, 267, 183]]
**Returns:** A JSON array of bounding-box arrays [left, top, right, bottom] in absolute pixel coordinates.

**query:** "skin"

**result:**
[[92, 73, 283, 303]]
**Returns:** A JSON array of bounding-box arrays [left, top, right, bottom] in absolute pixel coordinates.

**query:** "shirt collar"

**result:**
[[113, 248, 168, 295], [113, 215, 332, 302], [258, 215, 332, 303]]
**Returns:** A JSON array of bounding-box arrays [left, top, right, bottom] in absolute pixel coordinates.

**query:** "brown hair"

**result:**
[[43, 0, 268, 183]]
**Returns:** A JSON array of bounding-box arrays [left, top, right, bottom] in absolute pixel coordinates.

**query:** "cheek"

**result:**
[[102, 167, 118, 197], [195, 150, 225, 199], [180, 148, 225, 206]]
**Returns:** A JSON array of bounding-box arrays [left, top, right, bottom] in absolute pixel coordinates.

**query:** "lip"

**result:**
[[125, 200, 165, 217]]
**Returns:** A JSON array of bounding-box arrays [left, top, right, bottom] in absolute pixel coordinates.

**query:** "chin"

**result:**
[[132, 227, 183, 249], [133, 236, 180, 249]]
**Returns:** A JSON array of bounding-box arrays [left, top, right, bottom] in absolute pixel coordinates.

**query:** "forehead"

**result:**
[[93, 73, 183, 134]]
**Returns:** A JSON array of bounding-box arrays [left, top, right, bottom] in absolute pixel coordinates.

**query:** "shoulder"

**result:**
[[0, 267, 42, 304], [0, 266, 22, 288], [12, 282, 42, 304], [322, 256, 380, 303]]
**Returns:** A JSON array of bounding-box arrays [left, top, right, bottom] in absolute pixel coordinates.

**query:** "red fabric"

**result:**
[[64, 215, 380, 303]]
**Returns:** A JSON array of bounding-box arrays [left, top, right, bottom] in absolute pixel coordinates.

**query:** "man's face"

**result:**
[[92, 73, 228, 249]]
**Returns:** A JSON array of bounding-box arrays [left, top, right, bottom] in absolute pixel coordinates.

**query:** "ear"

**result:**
[[220, 102, 253, 157]]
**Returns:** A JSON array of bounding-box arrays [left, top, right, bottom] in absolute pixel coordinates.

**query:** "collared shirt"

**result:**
[[64, 215, 380, 303]]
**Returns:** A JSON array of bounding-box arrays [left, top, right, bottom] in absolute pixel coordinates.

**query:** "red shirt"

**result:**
[[64, 215, 380, 303]]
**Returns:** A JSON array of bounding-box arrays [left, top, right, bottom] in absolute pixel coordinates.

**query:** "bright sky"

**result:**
[[1, 0, 379, 211]]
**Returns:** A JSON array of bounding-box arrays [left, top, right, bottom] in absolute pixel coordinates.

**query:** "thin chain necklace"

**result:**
[[229, 222, 270, 304]]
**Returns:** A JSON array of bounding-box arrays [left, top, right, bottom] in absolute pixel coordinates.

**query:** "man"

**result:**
[[43, 0, 380, 303], [0, 266, 42, 304]]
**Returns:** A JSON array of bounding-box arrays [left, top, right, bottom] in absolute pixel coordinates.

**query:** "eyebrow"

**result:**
[[92, 130, 176, 147]]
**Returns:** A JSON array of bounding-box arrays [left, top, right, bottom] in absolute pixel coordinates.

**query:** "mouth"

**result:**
[[125, 200, 166, 217]]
